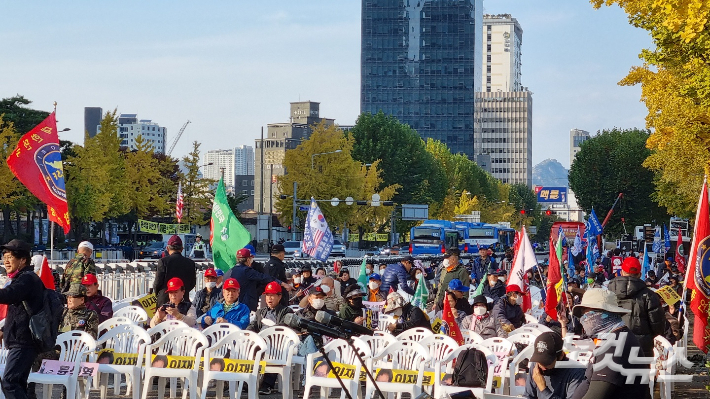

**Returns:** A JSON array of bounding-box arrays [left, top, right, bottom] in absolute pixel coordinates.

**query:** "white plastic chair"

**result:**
[[377, 313, 395, 332], [358, 333, 397, 358], [141, 328, 208, 399], [258, 326, 300, 399], [508, 345, 533, 396], [524, 313, 537, 324], [506, 332, 537, 349], [507, 326, 543, 338], [288, 305, 300, 312], [481, 337, 515, 394], [201, 323, 242, 351], [520, 323, 552, 333], [433, 343, 498, 399], [304, 338, 372, 399], [568, 350, 593, 364], [95, 323, 151, 399], [421, 335, 460, 367], [28, 331, 97, 399], [653, 335, 676, 399], [113, 306, 149, 324], [462, 330, 484, 345], [395, 327, 434, 342], [98, 316, 135, 335], [364, 340, 430, 399], [147, 319, 189, 341], [200, 330, 266, 399]]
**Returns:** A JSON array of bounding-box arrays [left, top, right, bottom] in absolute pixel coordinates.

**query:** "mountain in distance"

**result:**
[[533, 159, 568, 187]]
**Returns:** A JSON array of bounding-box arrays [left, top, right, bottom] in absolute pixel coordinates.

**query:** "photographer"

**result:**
[[150, 277, 196, 327]]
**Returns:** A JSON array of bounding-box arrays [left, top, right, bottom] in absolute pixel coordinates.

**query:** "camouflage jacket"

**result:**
[[61, 253, 96, 293], [60, 306, 99, 339]]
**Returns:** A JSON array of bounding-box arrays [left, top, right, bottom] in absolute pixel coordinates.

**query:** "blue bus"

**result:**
[[409, 220, 464, 255], [457, 222, 516, 251]]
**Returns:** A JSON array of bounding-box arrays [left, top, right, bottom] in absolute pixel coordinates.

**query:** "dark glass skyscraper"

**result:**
[[360, 0, 483, 158]]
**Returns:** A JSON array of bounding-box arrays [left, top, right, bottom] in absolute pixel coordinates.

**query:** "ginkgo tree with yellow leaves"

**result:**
[[274, 122, 398, 235]]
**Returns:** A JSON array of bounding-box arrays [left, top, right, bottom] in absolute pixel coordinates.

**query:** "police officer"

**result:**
[[60, 284, 99, 339], [264, 244, 289, 306], [60, 241, 96, 293], [189, 234, 209, 259], [0, 239, 44, 399], [153, 235, 197, 307]]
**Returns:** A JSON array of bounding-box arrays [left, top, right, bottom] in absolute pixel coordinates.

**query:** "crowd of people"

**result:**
[[0, 233, 690, 399]]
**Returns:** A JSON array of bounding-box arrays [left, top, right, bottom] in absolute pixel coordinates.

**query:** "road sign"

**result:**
[[298, 206, 309, 211], [402, 204, 429, 221], [331, 197, 340, 207]]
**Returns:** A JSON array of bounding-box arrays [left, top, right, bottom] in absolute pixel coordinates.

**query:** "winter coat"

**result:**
[[391, 303, 432, 335], [0, 268, 46, 348], [192, 287, 223, 318], [84, 291, 114, 323], [228, 263, 277, 312], [380, 263, 415, 296], [264, 256, 289, 307], [608, 276, 665, 356], [482, 280, 506, 301], [247, 304, 293, 332], [201, 301, 250, 329], [435, 265, 471, 305], [461, 313, 507, 339], [154, 252, 197, 306], [492, 297, 524, 328]]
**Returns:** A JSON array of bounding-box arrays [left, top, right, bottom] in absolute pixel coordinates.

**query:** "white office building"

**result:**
[[114, 114, 167, 153], [234, 145, 254, 176], [483, 14, 523, 93], [570, 128, 591, 165]]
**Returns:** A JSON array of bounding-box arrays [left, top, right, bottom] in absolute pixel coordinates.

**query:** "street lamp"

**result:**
[[311, 150, 342, 169]]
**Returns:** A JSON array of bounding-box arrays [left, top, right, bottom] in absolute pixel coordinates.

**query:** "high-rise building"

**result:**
[[84, 107, 102, 138], [482, 14, 523, 92], [234, 145, 254, 176], [109, 114, 168, 153], [474, 90, 533, 186], [204, 149, 237, 192], [255, 101, 341, 214], [570, 128, 590, 165], [360, 0, 484, 158]]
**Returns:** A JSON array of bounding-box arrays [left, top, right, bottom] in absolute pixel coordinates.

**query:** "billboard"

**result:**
[[535, 186, 567, 203]]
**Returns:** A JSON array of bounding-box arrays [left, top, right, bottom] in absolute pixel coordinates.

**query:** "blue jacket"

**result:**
[[201, 301, 250, 329], [472, 256, 496, 281], [228, 263, 277, 311], [379, 263, 415, 297]]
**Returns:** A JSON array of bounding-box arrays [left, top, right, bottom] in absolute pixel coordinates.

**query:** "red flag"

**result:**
[[686, 179, 710, 352], [675, 230, 686, 274], [39, 256, 55, 289], [176, 182, 184, 223], [6, 113, 70, 234], [545, 237, 562, 320], [441, 292, 464, 345]]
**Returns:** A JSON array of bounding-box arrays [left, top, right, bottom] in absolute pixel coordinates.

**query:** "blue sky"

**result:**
[[0, 0, 651, 168]]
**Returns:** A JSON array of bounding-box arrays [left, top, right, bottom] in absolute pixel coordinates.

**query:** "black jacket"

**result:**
[[392, 303, 432, 335], [608, 276, 665, 355], [0, 268, 45, 348], [154, 252, 197, 306], [264, 256, 289, 307], [247, 304, 293, 332], [482, 280, 507, 301], [192, 287, 223, 318], [228, 263, 276, 311], [492, 297, 525, 328]]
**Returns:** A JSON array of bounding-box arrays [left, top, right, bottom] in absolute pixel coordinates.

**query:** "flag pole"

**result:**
[[50, 221, 54, 263]]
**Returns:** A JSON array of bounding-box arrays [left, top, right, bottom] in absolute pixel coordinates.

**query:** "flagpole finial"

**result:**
[[53, 102, 57, 112]]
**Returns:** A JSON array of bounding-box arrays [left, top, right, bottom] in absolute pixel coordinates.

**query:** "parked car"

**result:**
[[138, 241, 166, 259], [331, 240, 346, 257], [283, 240, 305, 259], [379, 246, 400, 256]]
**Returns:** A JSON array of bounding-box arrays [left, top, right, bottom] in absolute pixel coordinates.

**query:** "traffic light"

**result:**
[[287, 225, 292, 233], [520, 209, 526, 215], [644, 225, 654, 243], [545, 209, 552, 216]]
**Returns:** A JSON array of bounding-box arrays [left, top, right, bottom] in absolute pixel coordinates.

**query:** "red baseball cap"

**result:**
[[236, 248, 254, 258], [204, 268, 218, 278], [81, 273, 98, 285], [223, 278, 240, 290], [166, 277, 184, 293], [621, 257, 642, 274], [167, 235, 182, 247], [506, 284, 522, 294], [264, 281, 281, 294]]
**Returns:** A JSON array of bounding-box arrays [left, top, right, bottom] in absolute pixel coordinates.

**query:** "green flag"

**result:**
[[211, 179, 251, 271], [473, 271, 488, 296], [357, 257, 369, 290], [411, 273, 429, 311]]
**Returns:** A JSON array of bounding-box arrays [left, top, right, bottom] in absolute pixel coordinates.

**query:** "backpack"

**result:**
[[452, 347, 489, 388], [23, 287, 65, 352]]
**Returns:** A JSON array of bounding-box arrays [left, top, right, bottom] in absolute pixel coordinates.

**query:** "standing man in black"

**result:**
[[264, 244, 289, 306], [0, 240, 45, 399], [153, 235, 197, 307]]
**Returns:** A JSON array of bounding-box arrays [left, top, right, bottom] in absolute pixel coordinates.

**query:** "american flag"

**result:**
[[176, 182, 184, 223], [302, 198, 333, 261]]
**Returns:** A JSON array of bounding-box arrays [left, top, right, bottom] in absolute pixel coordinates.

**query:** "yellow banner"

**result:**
[[131, 293, 157, 318], [375, 234, 389, 242], [138, 220, 189, 235], [97, 349, 139, 366], [431, 317, 443, 334], [348, 234, 360, 242], [313, 361, 440, 385], [655, 285, 682, 306], [138, 219, 159, 234]]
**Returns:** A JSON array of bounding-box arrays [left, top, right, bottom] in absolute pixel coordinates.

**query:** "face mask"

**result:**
[[205, 282, 217, 289], [380, 268, 386, 273], [368, 281, 380, 290], [540, 367, 555, 376], [474, 306, 487, 316], [293, 277, 301, 284], [351, 297, 363, 308], [415, 273, 422, 280], [320, 285, 331, 294], [311, 298, 325, 309], [515, 295, 523, 305], [366, 268, 372, 274]]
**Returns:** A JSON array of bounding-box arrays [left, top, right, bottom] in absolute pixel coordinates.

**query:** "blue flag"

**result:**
[[663, 224, 671, 251], [641, 244, 651, 279], [571, 227, 582, 256], [302, 198, 334, 261], [586, 229, 598, 277], [586, 209, 603, 236], [652, 226, 662, 253]]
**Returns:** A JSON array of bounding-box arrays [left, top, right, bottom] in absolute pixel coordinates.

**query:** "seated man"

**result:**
[[367, 273, 385, 302], [339, 284, 366, 325], [436, 279, 473, 316], [298, 277, 343, 312], [289, 269, 308, 305], [150, 277, 196, 327], [524, 332, 585, 399], [201, 278, 250, 329], [493, 284, 525, 332], [461, 295, 506, 339], [82, 273, 113, 323], [193, 268, 223, 318], [296, 286, 333, 321], [61, 284, 99, 339], [481, 267, 506, 301], [383, 292, 432, 335]]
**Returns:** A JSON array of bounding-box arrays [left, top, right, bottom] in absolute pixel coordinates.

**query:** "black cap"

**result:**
[[487, 267, 503, 276], [402, 255, 414, 262], [472, 295, 488, 306], [271, 244, 285, 253], [0, 239, 31, 253], [300, 266, 312, 273], [344, 284, 365, 299], [530, 332, 564, 366]]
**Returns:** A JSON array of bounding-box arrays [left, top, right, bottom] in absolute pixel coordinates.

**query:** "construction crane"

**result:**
[[166, 120, 190, 156]]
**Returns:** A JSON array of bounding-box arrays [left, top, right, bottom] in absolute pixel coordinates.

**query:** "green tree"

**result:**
[[153, 152, 181, 219], [181, 141, 214, 226], [124, 135, 162, 218], [226, 192, 250, 221], [0, 96, 50, 134], [349, 112, 447, 205], [569, 128, 668, 236]]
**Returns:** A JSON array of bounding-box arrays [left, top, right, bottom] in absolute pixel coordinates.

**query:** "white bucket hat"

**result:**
[[572, 288, 631, 318], [78, 241, 94, 251]]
